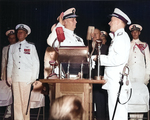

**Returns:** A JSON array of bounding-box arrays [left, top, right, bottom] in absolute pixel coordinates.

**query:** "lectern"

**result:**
[[40, 46, 105, 120]]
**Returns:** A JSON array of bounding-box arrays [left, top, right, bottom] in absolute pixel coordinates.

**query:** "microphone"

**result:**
[[96, 39, 102, 43], [56, 27, 65, 42], [96, 39, 102, 46]]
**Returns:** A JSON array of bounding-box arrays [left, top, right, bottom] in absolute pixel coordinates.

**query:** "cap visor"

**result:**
[[65, 14, 78, 19]]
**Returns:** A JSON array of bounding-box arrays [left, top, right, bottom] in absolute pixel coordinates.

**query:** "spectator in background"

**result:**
[[128, 24, 150, 119], [50, 95, 84, 120], [91, 28, 109, 120], [0, 29, 16, 119]]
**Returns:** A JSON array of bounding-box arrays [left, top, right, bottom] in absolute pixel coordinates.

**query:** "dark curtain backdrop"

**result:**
[[0, 0, 150, 79]]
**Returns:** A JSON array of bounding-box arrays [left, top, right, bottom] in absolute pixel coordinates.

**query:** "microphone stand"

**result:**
[[88, 38, 92, 80], [95, 40, 102, 80]]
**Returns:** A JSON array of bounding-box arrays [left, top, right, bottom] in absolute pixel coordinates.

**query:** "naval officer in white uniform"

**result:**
[[128, 24, 150, 119], [7, 24, 40, 120], [128, 24, 150, 84], [100, 8, 131, 120], [0, 29, 16, 118], [47, 8, 85, 48], [1, 30, 16, 81]]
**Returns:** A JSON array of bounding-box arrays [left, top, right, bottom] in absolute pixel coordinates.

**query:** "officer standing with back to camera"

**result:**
[[47, 7, 85, 47], [93, 8, 132, 120], [7, 24, 40, 120]]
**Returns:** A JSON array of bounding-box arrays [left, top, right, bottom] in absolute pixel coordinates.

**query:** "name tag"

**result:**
[[24, 49, 30, 54]]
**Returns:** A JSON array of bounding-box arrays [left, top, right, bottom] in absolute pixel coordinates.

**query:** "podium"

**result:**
[[40, 79, 105, 120], [41, 46, 105, 119]]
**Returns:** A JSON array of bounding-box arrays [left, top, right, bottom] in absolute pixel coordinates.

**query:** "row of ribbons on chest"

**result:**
[[19, 44, 30, 54]]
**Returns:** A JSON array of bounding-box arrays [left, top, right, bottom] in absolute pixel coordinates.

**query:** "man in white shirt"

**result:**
[[7, 24, 40, 120], [47, 8, 85, 48]]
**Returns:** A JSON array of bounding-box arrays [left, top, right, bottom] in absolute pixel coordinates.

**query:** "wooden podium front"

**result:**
[[40, 79, 105, 120]]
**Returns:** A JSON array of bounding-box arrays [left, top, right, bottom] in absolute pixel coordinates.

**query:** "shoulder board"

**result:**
[[117, 32, 123, 36], [142, 42, 147, 45], [139, 42, 148, 47], [27, 41, 35, 45]]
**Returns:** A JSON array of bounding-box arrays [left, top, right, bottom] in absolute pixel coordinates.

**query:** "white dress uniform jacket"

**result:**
[[100, 28, 131, 120], [1, 45, 9, 80], [47, 22, 85, 47], [128, 39, 150, 113], [7, 40, 39, 83], [101, 28, 130, 90], [128, 39, 150, 84], [0, 45, 12, 107]]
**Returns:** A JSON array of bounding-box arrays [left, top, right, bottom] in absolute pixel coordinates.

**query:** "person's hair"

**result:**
[[50, 95, 84, 120]]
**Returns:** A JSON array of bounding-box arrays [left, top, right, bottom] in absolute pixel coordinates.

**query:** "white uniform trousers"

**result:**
[[12, 82, 31, 120], [108, 87, 128, 120]]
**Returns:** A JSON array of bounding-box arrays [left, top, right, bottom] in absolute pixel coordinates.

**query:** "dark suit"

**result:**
[[92, 43, 109, 120]]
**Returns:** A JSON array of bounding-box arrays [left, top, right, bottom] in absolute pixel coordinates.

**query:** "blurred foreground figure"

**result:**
[[50, 95, 84, 120]]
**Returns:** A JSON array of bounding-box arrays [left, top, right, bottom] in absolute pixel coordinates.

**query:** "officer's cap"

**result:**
[[101, 31, 108, 37], [63, 8, 78, 20], [129, 24, 142, 31], [15, 24, 31, 35], [6, 29, 15, 36], [110, 8, 131, 25]]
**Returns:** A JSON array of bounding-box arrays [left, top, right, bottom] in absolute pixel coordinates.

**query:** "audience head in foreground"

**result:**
[[50, 95, 84, 120]]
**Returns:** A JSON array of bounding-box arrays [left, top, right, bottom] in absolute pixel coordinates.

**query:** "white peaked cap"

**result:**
[[129, 24, 142, 31], [6, 29, 15, 36], [110, 8, 131, 25], [15, 24, 31, 35]]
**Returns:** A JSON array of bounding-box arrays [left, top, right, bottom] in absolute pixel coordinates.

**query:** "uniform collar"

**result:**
[[131, 39, 140, 44], [109, 28, 124, 39], [18, 39, 27, 44], [114, 28, 124, 36], [65, 27, 74, 35]]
